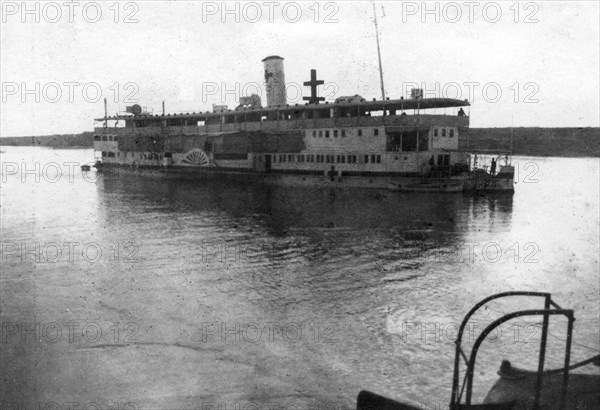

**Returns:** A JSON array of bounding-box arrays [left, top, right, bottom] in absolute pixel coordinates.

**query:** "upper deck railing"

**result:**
[[93, 114, 469, 136]]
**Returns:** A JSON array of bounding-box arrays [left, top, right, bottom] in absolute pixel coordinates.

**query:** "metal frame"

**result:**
[[450, 292, 574, 410]]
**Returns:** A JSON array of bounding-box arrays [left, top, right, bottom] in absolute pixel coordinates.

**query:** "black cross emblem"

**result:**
[[328, 165, 336, 181], [303, 69, 325, 104]]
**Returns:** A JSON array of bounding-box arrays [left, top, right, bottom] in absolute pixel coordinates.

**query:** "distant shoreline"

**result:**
[[1, 127, 598, 158]]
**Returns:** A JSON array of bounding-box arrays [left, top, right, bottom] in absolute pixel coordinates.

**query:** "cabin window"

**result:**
[[318, 130, 323, 138], [374, 128, 379, 136], [442, 128, 446, 137], [113, 136, 118, 142], [449, 129, 455, 138], [350, 155, 357, 163], [376, 155, 381, 163], [107, 152, 115, 158], [101, 151, 107, 157], [280, 154, 285, 162], [94, 135, 100, 141], [358, 129, 363, 137], [102, 136, 108, 141], [325, 130, 330, 138], [363, 155, 369, 163], [371, 154, 376, 163], [288, 154, 294, 162], [299, 155, 304, 162], [341, 155, 346, 164], [434, 128, 438, 137], [312, 131, 316, 138], [333, 130, 338, 138], [342, 130, 347, 137], [164, 152, 172, 158]]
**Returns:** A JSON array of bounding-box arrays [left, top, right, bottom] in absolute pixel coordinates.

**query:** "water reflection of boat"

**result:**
[[357, 292, 600, 410], [387, 180, 463, 193]]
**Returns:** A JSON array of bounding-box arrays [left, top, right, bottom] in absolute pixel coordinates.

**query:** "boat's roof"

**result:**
[[95, 97, 470, 122]]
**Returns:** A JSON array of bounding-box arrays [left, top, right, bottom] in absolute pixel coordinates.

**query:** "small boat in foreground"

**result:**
[[357, 292, 600, 410]]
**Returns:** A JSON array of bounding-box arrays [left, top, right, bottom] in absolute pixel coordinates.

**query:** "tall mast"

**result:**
[[372, 1, 385, 100], [103, 98, 108, 128]]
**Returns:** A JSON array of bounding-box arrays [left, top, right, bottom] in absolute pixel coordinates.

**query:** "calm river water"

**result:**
[[1, 147, 598, 409]]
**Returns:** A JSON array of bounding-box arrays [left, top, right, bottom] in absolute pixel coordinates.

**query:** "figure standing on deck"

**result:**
[[490, 158, 497, 175]]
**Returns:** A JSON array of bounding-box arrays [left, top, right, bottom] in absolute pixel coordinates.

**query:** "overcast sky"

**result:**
[[1, 1, 599, 136]]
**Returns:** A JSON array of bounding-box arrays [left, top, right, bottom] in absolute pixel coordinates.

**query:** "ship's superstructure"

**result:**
[[93, 57, 514, 192]]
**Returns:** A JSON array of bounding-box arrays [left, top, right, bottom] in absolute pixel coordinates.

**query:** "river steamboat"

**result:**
[[93, 56, 514, 193]]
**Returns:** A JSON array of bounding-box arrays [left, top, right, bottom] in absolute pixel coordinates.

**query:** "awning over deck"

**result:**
[[95, 97, 470, 122]]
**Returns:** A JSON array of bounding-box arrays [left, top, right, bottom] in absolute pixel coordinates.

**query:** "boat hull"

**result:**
[[95, 163, 514, 193]]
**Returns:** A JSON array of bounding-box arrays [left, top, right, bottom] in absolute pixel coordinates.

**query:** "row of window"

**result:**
[[96, 128, 450, 143], [310, 128, 379, 138], [101, 151, 161, 160], [433, 128, 455, 138], [94, 135, 119, 142], [274, 153, 382, 165]]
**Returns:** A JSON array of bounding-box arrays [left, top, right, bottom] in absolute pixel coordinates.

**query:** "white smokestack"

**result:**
[[262, 56, 286, 107]]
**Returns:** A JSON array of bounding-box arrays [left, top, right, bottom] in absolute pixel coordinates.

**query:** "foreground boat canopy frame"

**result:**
[[450, 292, 574, 410]]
